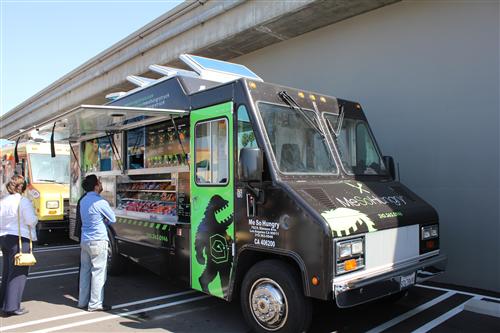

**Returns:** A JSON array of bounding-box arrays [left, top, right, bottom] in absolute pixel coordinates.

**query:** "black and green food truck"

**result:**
[[25, 55, 446, 332]]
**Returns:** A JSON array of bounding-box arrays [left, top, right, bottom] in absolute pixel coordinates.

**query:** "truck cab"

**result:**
[[1, 142, 70, 242]]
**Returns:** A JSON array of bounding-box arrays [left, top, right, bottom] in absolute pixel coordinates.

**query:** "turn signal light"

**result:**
[[312, 276, 320, 286], [344, 259, 358, 271], [425, 240, 436, 250]]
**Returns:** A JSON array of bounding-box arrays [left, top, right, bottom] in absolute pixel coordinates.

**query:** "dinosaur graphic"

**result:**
[[321, 207, 377, 237], [195, 194, 234, 298]]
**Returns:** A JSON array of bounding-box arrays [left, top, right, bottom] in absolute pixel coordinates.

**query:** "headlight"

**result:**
[[46, 200, 60, 209], [336, 237, 365, 275], [421, 225, 439, 240], [338, 243, 352, 258]]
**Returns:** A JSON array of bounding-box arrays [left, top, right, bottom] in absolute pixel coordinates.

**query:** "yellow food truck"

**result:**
[[1, 142, 70, 242]]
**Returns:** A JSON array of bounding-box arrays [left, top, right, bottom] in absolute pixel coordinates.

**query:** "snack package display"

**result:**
[[116, 181, 177, 219]]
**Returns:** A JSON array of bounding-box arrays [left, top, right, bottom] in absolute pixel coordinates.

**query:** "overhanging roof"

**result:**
[[0, 0, 400, 139]]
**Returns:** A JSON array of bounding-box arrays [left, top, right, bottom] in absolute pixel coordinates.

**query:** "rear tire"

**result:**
[[107, 228, 125, 276], [240, 260, 312, 333]]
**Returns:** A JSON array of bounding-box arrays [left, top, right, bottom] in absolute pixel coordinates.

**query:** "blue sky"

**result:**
[[0, 0, 183, 117]]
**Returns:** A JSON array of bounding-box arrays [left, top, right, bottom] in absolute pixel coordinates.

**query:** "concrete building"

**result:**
[[1, 0, 498, 292]]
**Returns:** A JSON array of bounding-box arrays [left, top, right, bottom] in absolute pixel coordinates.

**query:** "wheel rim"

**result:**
[[249, 278, 288, 331]]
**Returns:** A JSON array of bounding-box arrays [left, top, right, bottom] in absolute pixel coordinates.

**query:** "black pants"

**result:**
[[0, 235, 31, 312]]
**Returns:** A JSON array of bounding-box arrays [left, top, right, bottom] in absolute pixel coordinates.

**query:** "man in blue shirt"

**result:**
[[77, 175, 116, 311]]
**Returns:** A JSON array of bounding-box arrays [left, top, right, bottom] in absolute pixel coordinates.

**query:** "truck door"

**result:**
[[190, 101, 234, 299]]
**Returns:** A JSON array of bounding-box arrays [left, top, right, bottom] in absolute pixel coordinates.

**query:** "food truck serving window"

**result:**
[[258, 102, 338, 174], [82, 136, 121, 173], [127, 127, 145, 169], [195, 118, 229, 185]]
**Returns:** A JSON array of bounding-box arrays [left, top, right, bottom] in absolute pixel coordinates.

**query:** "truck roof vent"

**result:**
[[303, 188, 336, 209], [390, 186, 416, 202]]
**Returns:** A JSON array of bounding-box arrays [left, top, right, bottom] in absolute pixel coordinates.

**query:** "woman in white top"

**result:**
[[0, 175, 37, 316]]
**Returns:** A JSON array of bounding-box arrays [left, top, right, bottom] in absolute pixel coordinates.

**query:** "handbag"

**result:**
[[14, 201, 37, 266]]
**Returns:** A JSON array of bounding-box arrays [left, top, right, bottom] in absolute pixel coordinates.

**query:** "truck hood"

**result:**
[[291, 180, 438, 238], [30, 183, 70, 199]]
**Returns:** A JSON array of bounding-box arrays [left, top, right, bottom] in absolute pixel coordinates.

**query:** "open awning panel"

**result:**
[[11, 105, 188, 142]]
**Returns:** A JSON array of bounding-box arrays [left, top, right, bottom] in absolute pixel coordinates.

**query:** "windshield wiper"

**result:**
[[278, 91, 325, 138], [324, 103, 345, 137], [36, 179, 64, 184]]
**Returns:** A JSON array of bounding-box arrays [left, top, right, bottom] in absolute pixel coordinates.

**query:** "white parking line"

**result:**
[[31, 295, 210, 333], [0, 267, 79, 279], [30, 267, 79, 275], [0, 290, 196, 331], [34, 245, 80, 253], [365, 291, 456, 333], [28, 271, 78, 280], [411, 296, 482, 333], [416, 284, 500, 302]]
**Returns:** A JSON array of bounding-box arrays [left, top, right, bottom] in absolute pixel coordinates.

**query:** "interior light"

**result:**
[[298, 92, 305, 98], [309, 94, 316, 101], [320, 97, 326, 103], [248, 82, 257, 89]]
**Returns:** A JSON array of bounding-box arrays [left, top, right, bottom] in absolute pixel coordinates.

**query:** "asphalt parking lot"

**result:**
[[0, 233, 498, 333]]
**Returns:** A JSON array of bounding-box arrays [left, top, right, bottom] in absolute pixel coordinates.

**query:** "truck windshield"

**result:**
[[258, 102, 337, 174], [29, 154, 70, 184], [324, 113, 387, 175]]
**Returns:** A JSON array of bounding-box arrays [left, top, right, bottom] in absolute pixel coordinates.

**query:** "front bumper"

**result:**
[[334, 253, 447, 308], [37, 219, 69, 231]]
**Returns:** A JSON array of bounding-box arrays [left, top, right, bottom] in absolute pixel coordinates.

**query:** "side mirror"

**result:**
[[239, 148, 263, 182], [383, 155, 396, 180]]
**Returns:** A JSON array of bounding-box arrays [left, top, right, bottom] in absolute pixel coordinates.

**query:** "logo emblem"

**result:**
[[345, 181, 370, 194]]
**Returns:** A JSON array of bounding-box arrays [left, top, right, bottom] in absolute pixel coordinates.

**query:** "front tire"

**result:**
[[241, 260, 312, 333]]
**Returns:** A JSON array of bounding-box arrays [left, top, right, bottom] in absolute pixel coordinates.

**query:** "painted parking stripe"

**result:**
[[1, 266, 78, 277], [411, 296, 482, 333], [0, 267, 79, 279], [365, 291, 455, 333], [0, 290, 196, 331], [416, 284, 500, 302], [30, 267, 79, 275], [31, 295, 210, 333], [34, 245, 80, 253], [28, 271, 78, 280]]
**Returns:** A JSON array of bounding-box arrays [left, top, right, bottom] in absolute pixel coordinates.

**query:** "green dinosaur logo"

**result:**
[[321, 207, 377, 237]]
